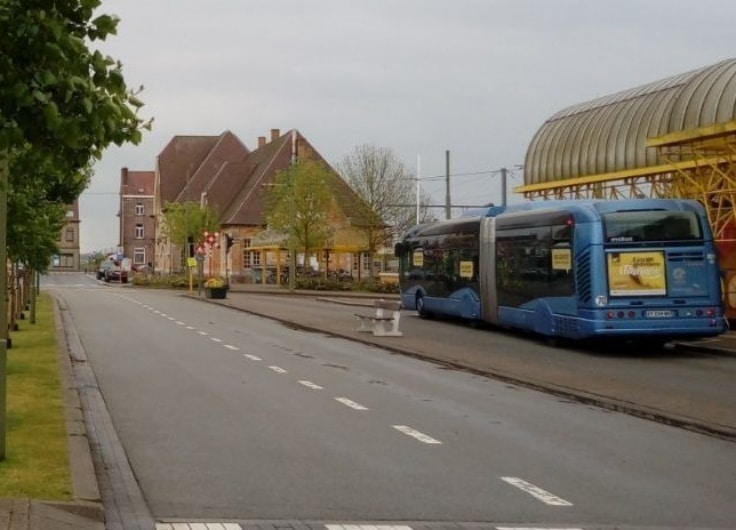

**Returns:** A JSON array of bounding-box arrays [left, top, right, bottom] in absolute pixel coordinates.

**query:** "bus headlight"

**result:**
[[595, 295, 608, 307]]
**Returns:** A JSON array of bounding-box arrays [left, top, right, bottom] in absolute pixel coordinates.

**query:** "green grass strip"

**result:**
[[0, 292, 73, 499]]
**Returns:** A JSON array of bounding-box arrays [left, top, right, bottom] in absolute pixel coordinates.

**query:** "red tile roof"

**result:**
[[156, 128, 374, 229]]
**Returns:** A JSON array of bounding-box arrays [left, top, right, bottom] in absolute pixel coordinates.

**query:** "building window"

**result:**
[[133, 247, 145, 265], [65, 227, 74, 242], [242, 238, 259, 268], [135, 224, 144, 239], [65, 209, 74, 218], [135, 203, 144, 216], [352, 252, 370, 271], [60, 253, 74, 267]]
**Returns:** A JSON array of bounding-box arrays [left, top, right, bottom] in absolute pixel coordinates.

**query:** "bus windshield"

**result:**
[[603, 210, 702, 243]]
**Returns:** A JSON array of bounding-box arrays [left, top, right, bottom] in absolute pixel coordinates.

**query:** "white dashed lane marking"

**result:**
[[335, 397, 369, 410], [500, 476, 573, 506], [211, 337, 223, 343], [299, 380, 323, 390], [243, 354, 261, 361], [393, 425, 442, 444], [326, 526, 413, 530], [224, 344, 239, 351], [268, 365, 287, 374]]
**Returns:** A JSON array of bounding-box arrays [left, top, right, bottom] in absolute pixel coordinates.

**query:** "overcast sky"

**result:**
[[80, 0, 736, 253]]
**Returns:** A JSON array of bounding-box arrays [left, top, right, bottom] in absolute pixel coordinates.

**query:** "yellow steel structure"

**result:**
[[515, 120, 736, 241]]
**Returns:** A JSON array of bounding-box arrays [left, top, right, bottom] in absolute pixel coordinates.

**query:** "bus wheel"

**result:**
[[416, 294, 430, 319]]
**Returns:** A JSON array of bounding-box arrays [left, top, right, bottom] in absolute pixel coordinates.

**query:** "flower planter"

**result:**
[[205, 287, 228, 299]]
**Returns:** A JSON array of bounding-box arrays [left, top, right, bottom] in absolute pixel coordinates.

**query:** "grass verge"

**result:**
[[0, 292, 73, 499]]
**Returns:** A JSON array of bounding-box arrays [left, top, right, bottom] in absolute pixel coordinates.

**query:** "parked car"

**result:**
[[104, 263, 128, 283], [97, 259, 117, 280]]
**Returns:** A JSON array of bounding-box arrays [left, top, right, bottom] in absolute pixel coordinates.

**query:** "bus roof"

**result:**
[[460, 198, 706, 218]]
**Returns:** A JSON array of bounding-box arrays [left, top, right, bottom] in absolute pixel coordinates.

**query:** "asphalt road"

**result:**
[[212, 287, 736, 440], [44, 274, 736, 529]]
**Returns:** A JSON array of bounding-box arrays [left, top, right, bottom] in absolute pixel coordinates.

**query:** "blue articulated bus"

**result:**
[[394, 198, 727, 344]]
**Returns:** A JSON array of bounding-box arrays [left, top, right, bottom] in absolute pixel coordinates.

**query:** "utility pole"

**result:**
[[500, 167, 508, 208], [415, 155, 421, 224], [445, 150, 451, 219]]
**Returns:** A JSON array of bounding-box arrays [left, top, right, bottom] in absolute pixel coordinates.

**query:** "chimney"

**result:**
[[258, 136, 266, 148], [121, 167, 129, 189], [270, 128, 280, 142]]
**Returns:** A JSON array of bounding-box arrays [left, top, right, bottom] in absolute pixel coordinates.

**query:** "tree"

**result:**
[[266, 159, 335, 278], [0, 0, 150, 459], [336, 144, 433, 277], [161, 201, 220, 271]]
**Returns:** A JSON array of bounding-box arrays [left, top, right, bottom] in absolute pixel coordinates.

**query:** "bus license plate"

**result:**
[[646, 310, 673, 318]]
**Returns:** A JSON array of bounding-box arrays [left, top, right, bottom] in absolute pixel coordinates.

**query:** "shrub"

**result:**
[[204, 276, 228, 288]]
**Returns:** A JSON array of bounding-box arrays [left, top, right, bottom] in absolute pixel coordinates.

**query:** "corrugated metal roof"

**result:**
[[524, 57, 736, 185]]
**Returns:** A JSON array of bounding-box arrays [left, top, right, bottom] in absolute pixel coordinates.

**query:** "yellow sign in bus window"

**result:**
[[607, 251, 666, 296], [552, 248, 572, 271], [459, 260, 474, 279], [412, 250, 424, 268]]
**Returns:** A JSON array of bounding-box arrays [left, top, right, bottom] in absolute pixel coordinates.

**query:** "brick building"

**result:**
[[50, 200, 81, 271], [121, 128, 376, 281], [119, 168, 156, 270]]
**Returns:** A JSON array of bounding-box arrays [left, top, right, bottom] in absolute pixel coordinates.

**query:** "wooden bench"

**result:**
[[354, 299, 403, 337]]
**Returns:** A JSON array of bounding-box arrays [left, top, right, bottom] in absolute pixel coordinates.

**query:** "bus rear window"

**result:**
[[603, 210, 702, 243]]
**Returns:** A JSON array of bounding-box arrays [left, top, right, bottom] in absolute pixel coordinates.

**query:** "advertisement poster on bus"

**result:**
[[607, 251, 666, 296], [459, 261, 473, 279]]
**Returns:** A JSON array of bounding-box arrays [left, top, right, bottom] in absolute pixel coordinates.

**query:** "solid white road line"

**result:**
[[335, 397, 369, 410], [500, 476, 573, 506], [393, 425, 442, 444], [299, 380, 324, 390], [326, 526, 413, 530]]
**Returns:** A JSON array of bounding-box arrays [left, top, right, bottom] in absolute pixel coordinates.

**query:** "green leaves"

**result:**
[[0, 0, 151, 271]]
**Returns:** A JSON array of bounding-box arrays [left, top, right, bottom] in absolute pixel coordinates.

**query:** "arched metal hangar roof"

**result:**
[[523, 57, 736, 186]]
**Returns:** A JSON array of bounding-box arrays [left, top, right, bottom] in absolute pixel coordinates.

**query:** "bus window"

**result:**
[[604, 210, 702, 242]]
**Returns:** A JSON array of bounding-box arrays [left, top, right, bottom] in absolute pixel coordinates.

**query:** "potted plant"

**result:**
[[204, 276, 229, 299]]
